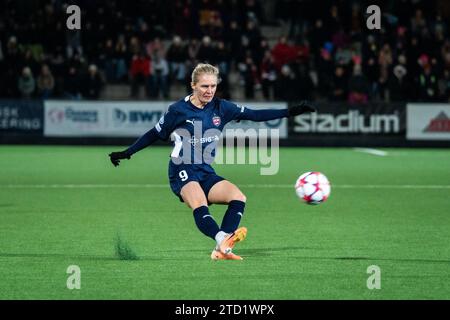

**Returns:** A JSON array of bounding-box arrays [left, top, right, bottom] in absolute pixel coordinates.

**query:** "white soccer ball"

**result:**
[[295, 172, 331, 205]]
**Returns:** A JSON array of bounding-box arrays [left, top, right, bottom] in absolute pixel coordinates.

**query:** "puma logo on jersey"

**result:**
[[186, 119, 195, 125]]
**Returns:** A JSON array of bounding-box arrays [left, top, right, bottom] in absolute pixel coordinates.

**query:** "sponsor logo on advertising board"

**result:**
[[0, 102, 42, 132], [407, 104, 450, 140], [293, 110, 400, 134]]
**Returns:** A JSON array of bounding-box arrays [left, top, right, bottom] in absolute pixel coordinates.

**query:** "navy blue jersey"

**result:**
[[155, 95, 255, 166], [125, 95, 288, 170]]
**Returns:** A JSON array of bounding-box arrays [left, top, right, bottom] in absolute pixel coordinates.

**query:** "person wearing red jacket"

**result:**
[[130, 52, 151, 98]]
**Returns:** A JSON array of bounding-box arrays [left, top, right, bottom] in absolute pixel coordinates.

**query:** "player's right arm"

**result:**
[[109, 106, 179, 167], [221, 100, 316, 124]]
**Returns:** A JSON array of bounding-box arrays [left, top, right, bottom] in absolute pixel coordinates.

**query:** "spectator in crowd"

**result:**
[[389, 64, 410, 102], [215, 40, 231, 75], [129, 52, 151, 98], [334, 46, 352, 67], [48, 47, 66, 97], [83, 64, 104, 100], [316, 46, 335, 99], [252, 37, 270, 70], [377, 66, 390, 101], [225, 20, 243, 66], [271, 36, 297, 71], [146, 37, 165, 58], [200, 3, 225, 39], [416, 54, 440, 102], [309, 19, 329, 60], [150, 50, 170, 99], [243, 20, 262, 54], [332, 27, 351, 52], [17, 67, 36, 99], [442, 40, 450, 68], [327, 5, 343, 36], [37, 64, 55, 99], [329, 66, 347, 102], [239, 55, 258, 100], [348, 64, 369, 104], [365, 56, 379, 99], [187, 38, 201, 63], [63, 66, 83, 100], [243, 0, 264, 24], [260, 50, 277, 101], [411, 9, 427, 36], [114, 35, 129, 83], [215, 64, 231, 100], [197, 36, 216, 64], [170, 0, 193, 37], [378, 43, 394, 73], [292, 60, 314, 101], [197, 0, 224, 38], [362, 34, 379, 97], [167, 36, 188, 83], [66, 27, 83, 59], [20, 49, 40, 76], [440, 69, 450, 102], [100, 38, 117, 83], [5, 37, 21, 73], [129, 36, 142, 57], [213, 40, 232, 98], [275, 64, 297, 102], [1, 38, 18, 97]]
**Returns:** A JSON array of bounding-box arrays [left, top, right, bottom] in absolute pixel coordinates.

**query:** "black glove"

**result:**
[[109, 151, 131, 167], [288, 101, 316, 117]]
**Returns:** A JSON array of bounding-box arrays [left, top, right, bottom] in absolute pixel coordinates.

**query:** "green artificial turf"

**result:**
[[0, 145, 449, 299]]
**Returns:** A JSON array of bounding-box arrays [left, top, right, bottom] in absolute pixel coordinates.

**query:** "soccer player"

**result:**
[[109, 63, 315, 260]]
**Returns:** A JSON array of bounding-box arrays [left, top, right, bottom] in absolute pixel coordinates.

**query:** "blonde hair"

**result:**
[[191, 63, 220, 84]]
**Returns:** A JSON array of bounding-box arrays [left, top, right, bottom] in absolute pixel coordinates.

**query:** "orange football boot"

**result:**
[[219, 227, 247, 255]]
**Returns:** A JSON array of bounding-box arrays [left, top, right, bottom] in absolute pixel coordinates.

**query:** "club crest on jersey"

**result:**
[[212, 116, 221, 127]]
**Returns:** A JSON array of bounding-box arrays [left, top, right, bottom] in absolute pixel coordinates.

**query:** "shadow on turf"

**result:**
[[0, 252, 118, 260], [165, 246, 450, 264], [1, 250, 449, 264], [332, 256, 450, 264], [0, 248, 297, 260], [237, 246, 315, 257]]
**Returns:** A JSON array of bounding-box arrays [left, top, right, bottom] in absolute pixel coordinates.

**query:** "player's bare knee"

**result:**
[[187, 198, 207, 209], [182, 193, 206, 209], [233, 192, 246, 203]]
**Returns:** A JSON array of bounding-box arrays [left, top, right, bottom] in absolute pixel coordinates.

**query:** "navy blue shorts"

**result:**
[[168, 162, 225, 203]]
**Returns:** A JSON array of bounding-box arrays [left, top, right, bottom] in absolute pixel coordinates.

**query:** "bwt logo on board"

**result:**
[[114, 109, 163, 124]]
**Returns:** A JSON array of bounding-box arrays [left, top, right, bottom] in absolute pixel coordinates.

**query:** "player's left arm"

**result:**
[[109, 106, 179, 167], [108, 128, 160, 167], [228, 101, 316, 122]]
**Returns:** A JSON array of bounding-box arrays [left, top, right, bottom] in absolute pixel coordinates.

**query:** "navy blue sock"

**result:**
[[220, 200, 246, 234], [193, 206, 220, 240]]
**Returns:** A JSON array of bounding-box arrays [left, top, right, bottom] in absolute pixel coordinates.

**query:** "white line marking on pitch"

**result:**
[[0, 184, 168, 188], [1, 184, 450, 189], [242, 184, 450, 189], [353, 148, 388, 156]]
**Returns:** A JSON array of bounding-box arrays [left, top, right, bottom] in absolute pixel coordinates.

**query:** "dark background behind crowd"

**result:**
[[0, 0, 449, 103]]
